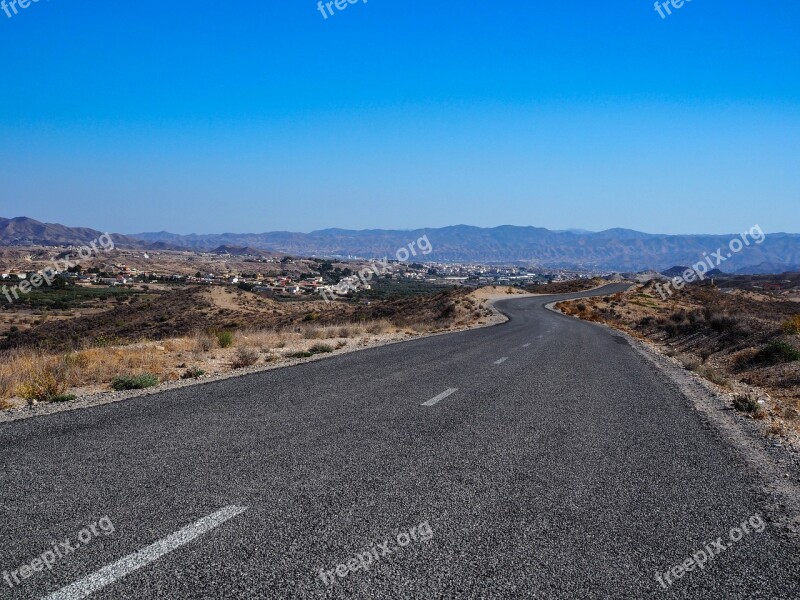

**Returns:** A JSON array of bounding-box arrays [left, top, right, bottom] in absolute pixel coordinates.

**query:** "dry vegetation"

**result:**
[[556, 279, 800, 440], [0, 286, 497, 409]]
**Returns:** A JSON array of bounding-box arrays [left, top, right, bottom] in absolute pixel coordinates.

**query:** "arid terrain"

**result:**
[[555, 275, 800, 445], [0, 279, 519, 415]]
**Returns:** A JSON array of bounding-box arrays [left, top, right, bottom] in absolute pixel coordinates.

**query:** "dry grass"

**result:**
[[162, 339, 193, 353], [782, 315, 800, 335], [63, 347, 172, 386], [0, 372, 13, 403], [237, 329, 291, 351], [365, 320, 392, 335], [18, 365, 70, 403], [194, 331, 215, 353], [0, 297, 486, 410], [3, 350, 70, 403]]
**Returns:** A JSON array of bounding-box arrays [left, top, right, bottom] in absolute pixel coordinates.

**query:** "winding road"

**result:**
[[2, 283, 799, 599]]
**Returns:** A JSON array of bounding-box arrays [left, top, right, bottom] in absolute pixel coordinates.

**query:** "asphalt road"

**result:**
[[2, 283, 799, 599]]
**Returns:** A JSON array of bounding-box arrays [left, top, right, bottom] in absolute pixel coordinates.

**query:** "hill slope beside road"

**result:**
[[1, 284, 799, 599]]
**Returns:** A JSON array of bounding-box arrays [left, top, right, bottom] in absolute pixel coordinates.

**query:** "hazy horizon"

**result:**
[[4, 215, 800, 238], [2, 2, 798, 235]]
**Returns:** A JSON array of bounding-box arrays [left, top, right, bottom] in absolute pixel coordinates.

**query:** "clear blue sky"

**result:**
[[1, 0, 798, 235]]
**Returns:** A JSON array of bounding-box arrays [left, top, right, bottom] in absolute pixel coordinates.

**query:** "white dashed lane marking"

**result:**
[[494, 357, 509, 365], [43, 506, 248, 600], [421, 388, 458, 407]]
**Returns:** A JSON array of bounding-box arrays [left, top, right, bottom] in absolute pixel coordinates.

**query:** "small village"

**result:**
[[0, 246, 603, 302]]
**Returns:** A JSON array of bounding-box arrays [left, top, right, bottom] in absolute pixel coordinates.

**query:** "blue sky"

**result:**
[[1, 0, 798, 235]]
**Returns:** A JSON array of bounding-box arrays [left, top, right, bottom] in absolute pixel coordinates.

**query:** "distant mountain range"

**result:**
[[0, 217, 143, 249], [129, 224, 800, 273], [2, 217, 799, 274]]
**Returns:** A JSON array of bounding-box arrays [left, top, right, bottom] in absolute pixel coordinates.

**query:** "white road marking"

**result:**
[[494, 357, 509, 364], [43, 506, 248, 600], [522, 343, 531, 348], [421, 388, 458, 407]]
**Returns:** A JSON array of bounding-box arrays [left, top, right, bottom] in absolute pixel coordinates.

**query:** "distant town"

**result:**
[[0, 245, 612, 302]]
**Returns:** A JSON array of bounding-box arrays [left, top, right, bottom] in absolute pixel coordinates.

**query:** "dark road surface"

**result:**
[[2, 283, 799, 599]]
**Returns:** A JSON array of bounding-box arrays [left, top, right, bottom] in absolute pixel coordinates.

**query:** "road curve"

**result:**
[[1, 283, 798, 599]]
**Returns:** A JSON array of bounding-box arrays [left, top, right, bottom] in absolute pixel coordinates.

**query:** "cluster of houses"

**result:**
[[2, 252, 611, 302], [1, 264, 145, 288]]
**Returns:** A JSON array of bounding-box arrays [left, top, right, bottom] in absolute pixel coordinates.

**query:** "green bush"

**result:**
[[309, 343, 334, 354], [216, 330, 235, 348], [51, 394, 76, 403], [754, 340, 800, 366], [111, 374, 159, 391], [288, 351, 313, 358]]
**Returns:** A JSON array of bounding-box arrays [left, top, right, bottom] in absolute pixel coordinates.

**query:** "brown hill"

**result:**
[[0, 216, 147, 249]]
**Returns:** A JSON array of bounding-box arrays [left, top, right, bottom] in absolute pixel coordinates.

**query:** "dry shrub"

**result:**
[[732, 347, 759, 371], [300, 325, 342, 339], [64, 351, 91, 370], [231, 347, 259, 369], [767, 422, 785, 437], [163, 339, 192, 353], [17, 357, 70, 403], [194, 331, 215, 353], [239, 328, 290, 351], [336, 326, 355, 338], [301, 325, 326, 339], [680, 356, 701, 371], [61, 346, 170, 386], [0, 372, 14, 402], [782, 315, 800, 335], [365, 320, 391, 335], [697, 366, 730, 387]]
